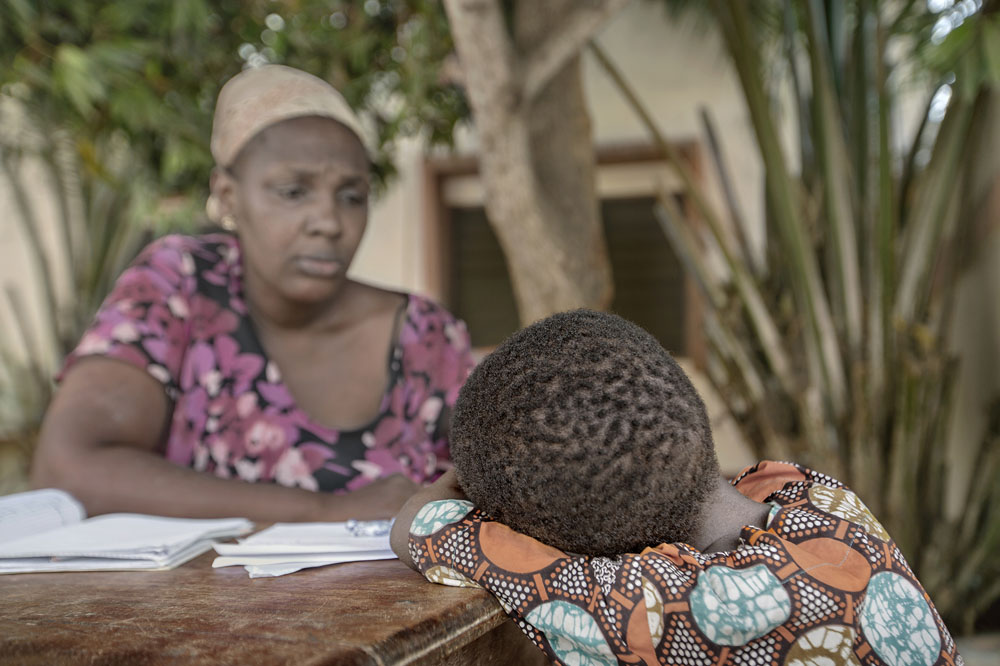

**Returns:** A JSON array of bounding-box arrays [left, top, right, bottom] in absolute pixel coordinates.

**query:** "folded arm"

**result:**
[[390, 468, 466, 569]]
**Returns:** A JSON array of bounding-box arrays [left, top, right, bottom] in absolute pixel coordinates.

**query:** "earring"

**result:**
[[220, 215, 237, 232]]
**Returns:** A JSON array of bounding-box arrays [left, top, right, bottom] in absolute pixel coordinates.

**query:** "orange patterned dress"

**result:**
[[407, 461, 962, 666]]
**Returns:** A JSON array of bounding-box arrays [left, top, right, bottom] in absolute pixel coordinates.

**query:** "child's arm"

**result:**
[[390, 468, 466, 570]]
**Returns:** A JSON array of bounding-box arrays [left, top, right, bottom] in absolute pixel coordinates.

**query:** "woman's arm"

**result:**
[[390, 468, 466, 569], [32, 358, 418, 522]]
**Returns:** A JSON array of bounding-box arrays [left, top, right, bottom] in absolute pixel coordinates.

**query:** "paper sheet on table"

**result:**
[[212, 550, 395, 567], [243, 552, 398, 578], [212, 521, 396, 576], [214, 521, 390, 553]]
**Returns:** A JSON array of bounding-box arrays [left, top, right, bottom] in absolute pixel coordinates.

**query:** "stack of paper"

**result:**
[[0, 489, 253, 573], [212, 521, 396, 577]]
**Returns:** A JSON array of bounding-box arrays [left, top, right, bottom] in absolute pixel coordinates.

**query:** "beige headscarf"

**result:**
[[206, 65, 369, 222]]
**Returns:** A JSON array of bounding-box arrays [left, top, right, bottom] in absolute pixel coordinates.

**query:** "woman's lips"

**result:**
[[294, 255, 343, 277]]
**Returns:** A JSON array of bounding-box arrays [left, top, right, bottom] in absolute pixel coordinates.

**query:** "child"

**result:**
[[391, 310, 961, 666]]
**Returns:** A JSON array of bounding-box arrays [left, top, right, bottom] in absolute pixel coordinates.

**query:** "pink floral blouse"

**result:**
[[63, 233, 474, 493]]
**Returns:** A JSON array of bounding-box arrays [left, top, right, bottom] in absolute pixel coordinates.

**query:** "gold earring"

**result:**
[[220, 215, 237, 232]]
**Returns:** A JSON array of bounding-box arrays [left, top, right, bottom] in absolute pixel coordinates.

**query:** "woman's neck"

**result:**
[[244, 276, 357, 333], [689, 476, 771, 554]]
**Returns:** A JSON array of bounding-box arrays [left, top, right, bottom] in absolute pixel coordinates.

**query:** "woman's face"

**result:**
[[214, 115, 371, 309]]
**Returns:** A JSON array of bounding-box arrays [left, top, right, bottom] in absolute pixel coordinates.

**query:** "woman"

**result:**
[[31, 65, 474, 522]]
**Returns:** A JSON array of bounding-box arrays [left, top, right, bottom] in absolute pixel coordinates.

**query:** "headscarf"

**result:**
[[206, 65, 369, 221]]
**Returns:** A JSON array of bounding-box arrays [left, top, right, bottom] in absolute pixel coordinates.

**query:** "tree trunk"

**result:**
[[443, 0, 623, 325]]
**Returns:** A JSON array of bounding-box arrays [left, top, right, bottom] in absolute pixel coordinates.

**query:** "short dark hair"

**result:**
[[450, 309, 720, 556]]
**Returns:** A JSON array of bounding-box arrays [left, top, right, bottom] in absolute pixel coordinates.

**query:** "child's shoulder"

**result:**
[[732, 460, 846, 500]]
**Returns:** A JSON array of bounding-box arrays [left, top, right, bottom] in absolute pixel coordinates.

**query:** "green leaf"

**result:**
[[955, 48, 982, 102], [161, 134, 211, 184], [108, 82, 166, 132], [982, 18, 1000, 86], [52, 44, 105, 117], [924, 20, 974, 73], [0, 0, 38, 41], [88, 40, 149, 75], [171, 0, 211, 37], [95, 2, 152, 33]]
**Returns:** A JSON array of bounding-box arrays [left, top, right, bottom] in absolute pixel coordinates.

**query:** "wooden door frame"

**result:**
[[420, 141, 708, 369]]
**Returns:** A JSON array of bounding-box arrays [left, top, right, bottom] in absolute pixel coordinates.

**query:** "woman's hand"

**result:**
[[319, 474, 421, 521], [390, 468, 467, 570]]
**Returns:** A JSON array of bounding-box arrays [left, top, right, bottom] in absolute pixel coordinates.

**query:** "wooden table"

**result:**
[[0, 552, 548, 665]]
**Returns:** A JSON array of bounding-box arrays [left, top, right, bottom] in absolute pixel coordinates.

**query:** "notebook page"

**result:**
[[0, 538, 219, 574], [0, 514, 252, 559], [0, 489, 86, 544]]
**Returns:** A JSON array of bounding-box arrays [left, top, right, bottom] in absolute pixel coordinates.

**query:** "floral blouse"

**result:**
[[63, 233, 474, 493], [408, 461, 962, 666]]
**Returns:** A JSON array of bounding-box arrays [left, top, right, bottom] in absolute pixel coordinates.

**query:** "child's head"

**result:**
[[450, 309, 720, 556]]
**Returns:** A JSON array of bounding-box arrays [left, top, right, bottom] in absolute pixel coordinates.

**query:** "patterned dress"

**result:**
[[64, 233, 474, 493], [407, 460, 962, 666]]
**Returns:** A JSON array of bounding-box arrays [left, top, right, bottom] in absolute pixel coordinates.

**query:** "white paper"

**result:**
[[0, 504, 252, 574], [244, 553, 397, 578], [236, 521, 388, 544], [0, 539, 216, 573], [211, 521, 396, 576], [213, 536, 390, 555], [0, 514, 253, 559], [0, 488, 85, 543], [212, 550, 396, 568]]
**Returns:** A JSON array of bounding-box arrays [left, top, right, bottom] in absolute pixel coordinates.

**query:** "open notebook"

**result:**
[[0, 489, 253, 573]]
